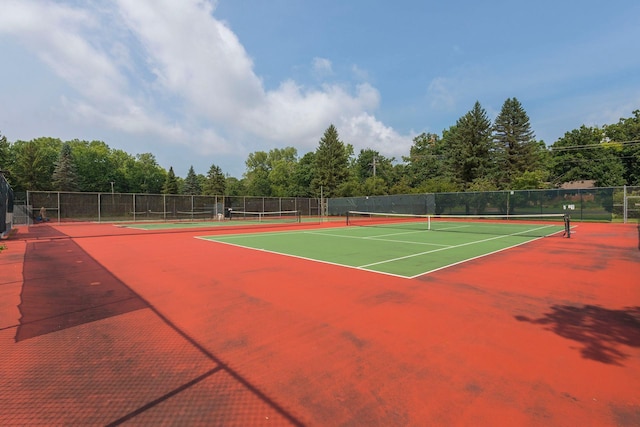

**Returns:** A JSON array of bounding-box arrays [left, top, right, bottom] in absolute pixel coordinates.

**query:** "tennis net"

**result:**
[[346, 211, 571, 238], [229, 210, 301, 223]]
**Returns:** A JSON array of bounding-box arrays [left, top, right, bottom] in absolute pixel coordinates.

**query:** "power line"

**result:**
[[550, 139, 640, 152]]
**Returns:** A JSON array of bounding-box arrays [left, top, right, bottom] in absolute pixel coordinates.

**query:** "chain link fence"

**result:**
[[14, 186, 640, 225], [23, 192, 321, 224]]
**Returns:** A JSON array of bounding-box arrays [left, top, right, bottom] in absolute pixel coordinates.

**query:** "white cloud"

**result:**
[[0, 1, 125, 102], [312, 57, 333, 78], [115, 0, 265, 121], [0, 0, 414, 174], [242, 81, 384, 151], [338, 113, 412, 160], [426, 77, 457, 111], [351, 64, 371, 82]]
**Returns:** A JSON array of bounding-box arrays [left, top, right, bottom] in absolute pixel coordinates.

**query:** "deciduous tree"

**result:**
[[244, 151, 271, 196], [10, 137, 61, 192], [604, 110, 640, 185], [550, 126, 625, 186], [403, 132, 448, 187]]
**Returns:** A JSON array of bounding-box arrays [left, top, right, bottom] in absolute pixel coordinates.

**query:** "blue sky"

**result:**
[[1, 0, 639, 179]]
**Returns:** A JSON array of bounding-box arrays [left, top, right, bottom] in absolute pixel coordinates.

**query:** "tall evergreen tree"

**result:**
[[0, 133, 9, 171], [203, 163, 226, 195], [493, 98, 538, 186], [447, 102, 493, 187], [311, 124, 351, 197], [163, 166, 179, 194], [183, 165, 201, 195], [52, 142, 78, 191]]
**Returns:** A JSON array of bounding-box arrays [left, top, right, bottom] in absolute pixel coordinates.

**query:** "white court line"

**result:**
[[194, 236, 411, 279], [432, 224, 471, 231], [304, 230, 452, 247], [197, 223, 566, 279], [358, 224, 559, 269]]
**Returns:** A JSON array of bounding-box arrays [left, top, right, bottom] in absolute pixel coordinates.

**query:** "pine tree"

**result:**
[[51, 142, 79, 191], [493, 98, 538, 186], [163, 166, 179, 194], [447, 102, 493, 187], [311, 124, 351, 197], [0, 133, 9, 171], [203, 163, 226, 195], [183, 166, 201, 195]]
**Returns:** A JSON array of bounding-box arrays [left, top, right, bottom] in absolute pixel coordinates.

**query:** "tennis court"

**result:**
[[199, 212, 569, 278], [2, 215, 638, 426], [117, 209, 304, 230]]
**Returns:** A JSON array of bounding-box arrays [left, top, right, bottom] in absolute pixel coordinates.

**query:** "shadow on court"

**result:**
[[16, 225, 148, 341], [516, 305, 640, 366], [7, 224, 305, 426]]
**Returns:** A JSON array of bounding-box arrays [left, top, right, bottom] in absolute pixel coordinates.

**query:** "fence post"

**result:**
[[26, 191, 30, 226], [623, 185, 627, 224]]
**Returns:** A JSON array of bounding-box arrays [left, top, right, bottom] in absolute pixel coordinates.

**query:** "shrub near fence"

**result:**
[[26, 192, 321, 223]]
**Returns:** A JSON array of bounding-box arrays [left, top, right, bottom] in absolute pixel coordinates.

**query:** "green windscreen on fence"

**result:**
[[1, 172, 13, 236], [331, 188, 617, 221], [24, 187, 631, 223], [329, 194, 435, 216]]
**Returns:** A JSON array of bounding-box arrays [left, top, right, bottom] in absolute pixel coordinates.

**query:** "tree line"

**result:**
[[1, 99, 638, 198]]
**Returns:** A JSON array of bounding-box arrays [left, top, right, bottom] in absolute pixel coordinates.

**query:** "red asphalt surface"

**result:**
[[1, 221, 639, 426]]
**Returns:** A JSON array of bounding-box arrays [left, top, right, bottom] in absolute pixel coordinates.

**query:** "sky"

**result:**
[[1, 0, 639, 179]]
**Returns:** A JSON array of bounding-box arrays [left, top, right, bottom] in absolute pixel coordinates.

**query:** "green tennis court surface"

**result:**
[[116, 211, 306, 230], [199, 220, 567, 278], [118, 219, 290, 230]]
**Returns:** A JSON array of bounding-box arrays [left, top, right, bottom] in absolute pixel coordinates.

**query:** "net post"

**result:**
[[346, 211, 350, 226], [427, 215, 431, 231], [563, 213, 571, 238]]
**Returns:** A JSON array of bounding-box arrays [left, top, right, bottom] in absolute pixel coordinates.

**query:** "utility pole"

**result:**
[[370, 155, 377, 177]]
